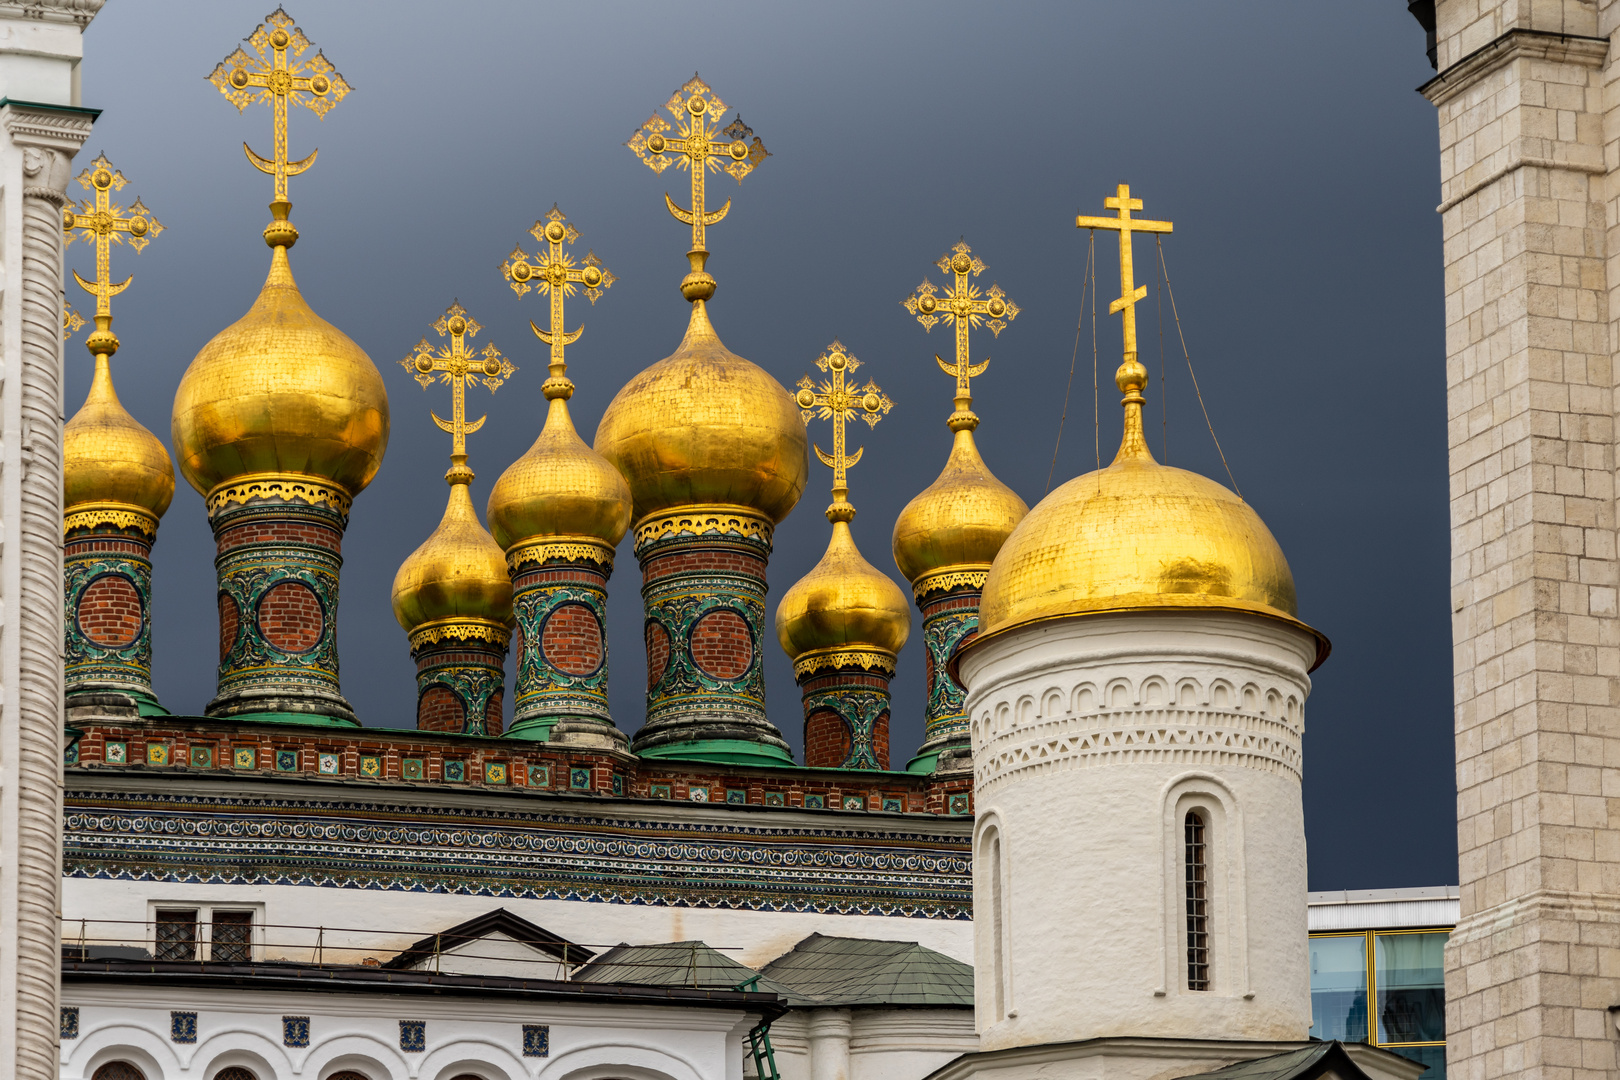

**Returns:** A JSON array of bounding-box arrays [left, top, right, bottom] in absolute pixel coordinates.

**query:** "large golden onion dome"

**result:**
[[978, 362, 1326, 667], [64, 345, 175, 521], [777, 519, 911, 663], [172, 221, 389, 498], [892, 421, 1027, 586], [392, 473, 513, 634], [488, 393, 631, 551], [593, 300, 807, 524]]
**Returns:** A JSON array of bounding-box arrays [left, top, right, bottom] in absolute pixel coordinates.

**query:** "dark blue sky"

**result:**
[[74, 2, 1447, 891]]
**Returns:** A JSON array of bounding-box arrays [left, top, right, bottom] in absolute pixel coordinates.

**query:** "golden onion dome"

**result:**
[[487, 393, 631, 551], [171, 226, 389, 499], [776, 519, 912, 662], [64, 348, 175, 520], [978, 363, 1326, 667], [892, 422, 1028, 585], [392, 473, 513, 634], [593, 300, 807, 524]]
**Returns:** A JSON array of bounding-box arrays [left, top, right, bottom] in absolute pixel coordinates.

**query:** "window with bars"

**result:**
[[155, 909, 198, 961], [1184, 810, 1210, 991], [211, 911, 253, 962]]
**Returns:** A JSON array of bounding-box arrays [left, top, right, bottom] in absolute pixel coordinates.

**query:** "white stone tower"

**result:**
[[0, 3, 100, 1078], [1411, 3, 1620, 1077]]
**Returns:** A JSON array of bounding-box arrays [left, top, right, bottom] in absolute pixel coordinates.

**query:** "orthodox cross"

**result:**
[[627, 73, 769, 258], [208, 7, 350, 204], [500, 205, 615, 397], [795, 341, 894, 520], [901, 241, 1019, 424], [63, 154, 163, 348], [1075, 183, 1173, 364], [401, 303, 516, 472]]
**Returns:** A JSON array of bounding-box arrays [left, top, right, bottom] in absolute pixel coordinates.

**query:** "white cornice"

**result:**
[[1420, 28, 1609, 108], [0, 1, 103, 28]]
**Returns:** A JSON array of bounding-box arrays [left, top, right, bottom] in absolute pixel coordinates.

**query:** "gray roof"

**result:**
[[574, 941, 803, 1002], [760, 933, 973, 1007], [1176, 1043, 1376, 1080]]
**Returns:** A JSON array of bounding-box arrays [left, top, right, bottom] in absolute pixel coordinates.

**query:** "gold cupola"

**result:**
[[487, 392, 631, 555], [171, 203, 389, 501], [392, 475, 514, 636], [777, 517, 912, 669], [892, 416, 1027, 593], [65, 325, 175, 528]]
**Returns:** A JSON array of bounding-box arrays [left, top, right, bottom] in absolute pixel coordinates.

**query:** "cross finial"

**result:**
[[63, 303, 85, 339], [627, 74, 770, 302], [63, 153, 164, 362], [1075, 183, 1173, 460], [794, 341, 894, 523], [500, 205, 616, 402], [901, 240, 1019, 433], [208, 6, 350, 238], [401, 302, 517, 484]]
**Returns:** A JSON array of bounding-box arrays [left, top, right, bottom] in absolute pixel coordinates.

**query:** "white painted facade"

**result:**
[[959, 609, 1322, 1068]]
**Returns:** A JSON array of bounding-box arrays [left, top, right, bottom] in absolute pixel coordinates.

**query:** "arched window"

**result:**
[[985, 826, 1007, 1017], [214, 1068, 258, 1080], [327, 1072, 371, 1080], [92, 1065, 146, 1080], [1185, 810, 1210, 990]]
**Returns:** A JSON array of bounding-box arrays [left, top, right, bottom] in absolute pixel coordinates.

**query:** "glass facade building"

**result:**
[[1308, 887, 1457, 1080]]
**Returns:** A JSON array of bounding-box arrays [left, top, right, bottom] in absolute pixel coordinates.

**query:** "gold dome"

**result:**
[[594, 300, 807, 524], [892, 422, 1028, 585], [172, 234, 389, 498], [488, 394, 631, 551], [392, 474, 513, 634], [776, 519, 911, 663], [64, 349, 174, 520], [978, 381, 1326, 667]]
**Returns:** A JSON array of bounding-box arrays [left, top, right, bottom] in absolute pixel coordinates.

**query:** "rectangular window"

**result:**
[[1309, 933, 1369, 1043], [211, 910, 252, 962], [1308, 928, 1448, 1080], [1376, 931, 1447, 1044], [1184, 811, 1209, 990], [155, 909, 198, 961]]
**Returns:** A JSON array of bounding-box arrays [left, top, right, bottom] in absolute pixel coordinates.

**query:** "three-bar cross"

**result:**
[[500, 206, 615, 398], [64, 153, 163, 355], [795, 341, 894, 521], [402, 303, 516, 473], [1075, 183, 1173, 365], [901, 241, 1019, 426]]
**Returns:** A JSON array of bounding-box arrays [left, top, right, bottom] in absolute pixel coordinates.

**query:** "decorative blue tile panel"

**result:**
[[402, 757, 425, 780], [611, 773, 625, 796], [522, 1023, 550, 1057], [275, 749, 298, 772], [443, 760, 466, 783], [60, 1007, 79, 1040], [399, 1019, 426, 1053], [804, 794, 824, 809], [528, 764, 550, 788], [649, 783, 671, 799], [171, 1011, 197, 1043], [726, 788, 745, 805], [882, 797, 903, 812], [283, 1015, 309, 1048], [843, 795, 865, 810], [569, 767, 590, 790], [764, 791, 785, 806], [190, 744, 214, 768], [948, 794, 970, 815]]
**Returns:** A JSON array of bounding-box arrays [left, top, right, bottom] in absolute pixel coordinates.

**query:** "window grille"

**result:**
[[1185, 811, 1210, 990], [155, 909, 198, 962], [212, 911, 252, 962]]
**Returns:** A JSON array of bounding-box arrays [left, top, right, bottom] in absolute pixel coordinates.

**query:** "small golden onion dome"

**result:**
[[594, 300, 807, 523], [172, 230, 389, 498], [978, 360, 1326, 667], [487, 394, 631, 550], [892, 423, 1028, 585], [392, 474, 513, 634], [776, 520, 912, 662], [64, 350, 175, 520]]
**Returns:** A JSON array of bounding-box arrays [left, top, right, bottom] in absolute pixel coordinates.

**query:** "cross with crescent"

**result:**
[[402, 303, 516, 471], [795, 341, 895, 522], [64, 153, 163, 357], [500, 205, 615, 399], [1075, 183, 1173, 365], [901, 241, 1019, 428], [208, 6, 351, 206], [628, 74, 769, 297]]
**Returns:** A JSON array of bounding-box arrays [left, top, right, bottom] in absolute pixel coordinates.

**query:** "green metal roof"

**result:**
[[1176, 1043, 1378, 1080], [760, 933, 974, 1007], [575, 941, 804, 1002]]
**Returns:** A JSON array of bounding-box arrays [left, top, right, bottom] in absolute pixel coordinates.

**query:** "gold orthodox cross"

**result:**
[[63, 154, 163, 345], [795, 341, 894, 519], [208, 7, 350, 204], [627, 74, 769, 257], [500, 205, 615, 396], [902, 241, 1019, 423], [1075, 183, 1173, 364], [63, 303, 85, 338], [402, 303, 516, 469]]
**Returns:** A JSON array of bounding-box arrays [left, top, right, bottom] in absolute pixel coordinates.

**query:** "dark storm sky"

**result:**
[[73, 2, 1448, 891]]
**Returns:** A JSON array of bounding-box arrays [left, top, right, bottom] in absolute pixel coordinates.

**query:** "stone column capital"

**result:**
[[2, 102, 93, 203]]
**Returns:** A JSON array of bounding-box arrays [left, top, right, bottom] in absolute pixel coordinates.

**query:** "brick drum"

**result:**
[[645, 622, 670, 691], [218, 593, 240, 661], [689, 608, 752, 680], [483, 689, 503, 737], [257, 581, 324, 653], [418, 684, 465, 732], [872, 709, 890, 771], [804, 708, 852, 768], [77, 574, 143, 648], [541, 603, 603, 676]]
